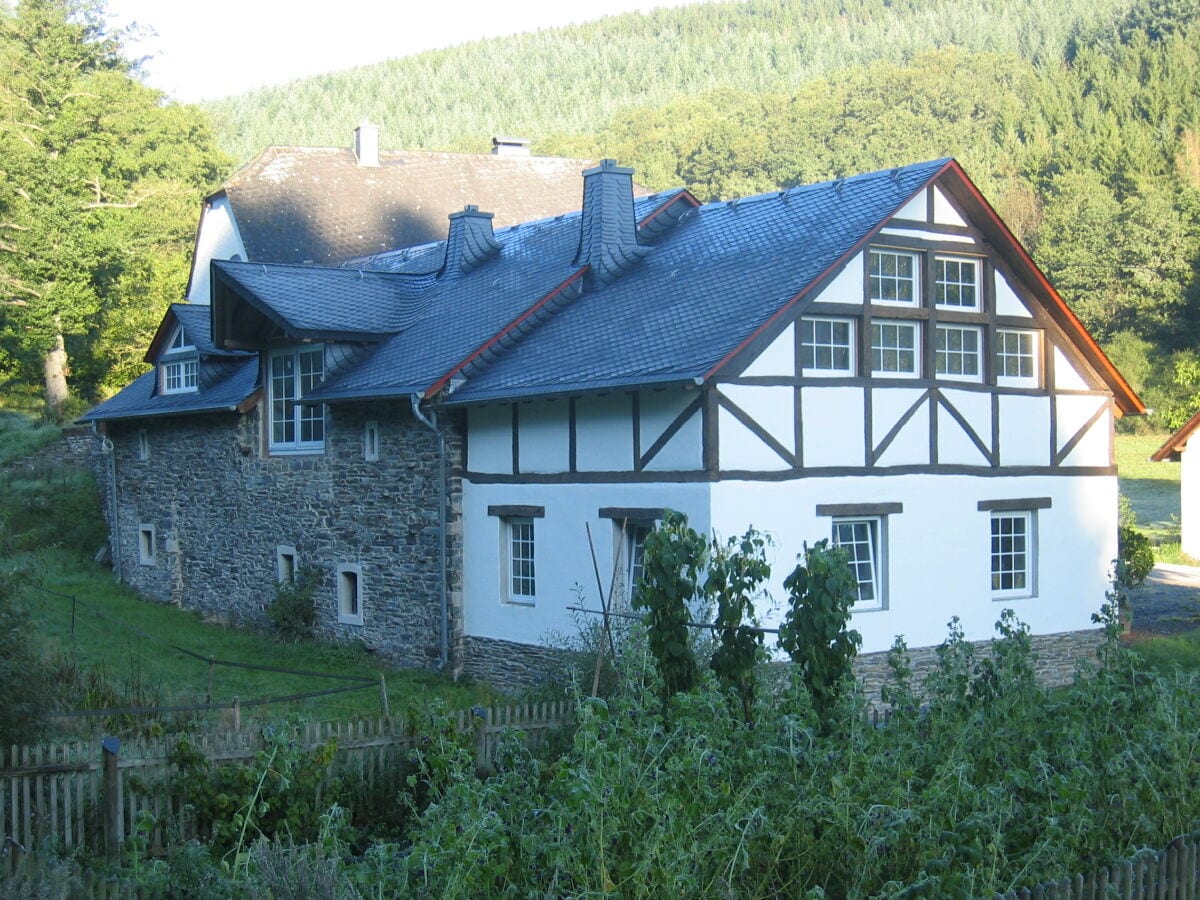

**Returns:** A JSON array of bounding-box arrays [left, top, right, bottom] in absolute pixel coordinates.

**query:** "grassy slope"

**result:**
[[0, 410, 495, 736], [1115, 432, 1180, 541]]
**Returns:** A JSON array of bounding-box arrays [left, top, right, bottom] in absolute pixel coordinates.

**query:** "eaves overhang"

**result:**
[[439, 374, 699, 408], [1152, 408, 1200, 461]]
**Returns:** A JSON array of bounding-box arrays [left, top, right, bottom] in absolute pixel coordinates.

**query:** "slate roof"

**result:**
[[81, 304, 258, 423], [233, 159, 956, 405], [93, 157, 1144, 423], [215, 147, 635, 267], [78, 358, 258, 423]]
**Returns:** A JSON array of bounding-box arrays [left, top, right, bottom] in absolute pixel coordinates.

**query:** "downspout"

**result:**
[[410, 394, 449, 671], [95, 425, 121, 577]]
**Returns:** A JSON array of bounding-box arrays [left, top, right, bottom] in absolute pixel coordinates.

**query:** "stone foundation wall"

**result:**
[[460, 628, 1107, 696], [852, 628, 1106, 703], [100, 402, 464, 670]]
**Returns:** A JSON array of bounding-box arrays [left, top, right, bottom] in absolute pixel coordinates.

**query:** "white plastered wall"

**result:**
[[709, 473, 1116, 655], [461, 481, 711, 645], [187, 196, 246, 304], [1183, 442, 1200, 560]]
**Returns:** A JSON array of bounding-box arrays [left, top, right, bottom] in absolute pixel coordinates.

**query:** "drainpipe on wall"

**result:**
[[96, 427, 121, 577], [410, 394, 449, 671]]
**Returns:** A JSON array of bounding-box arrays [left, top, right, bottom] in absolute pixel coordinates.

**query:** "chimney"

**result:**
[[574, 159, 646, 286], [491, 135, 531, 157], [354, 120, 379, 167], [442, 205, 501, 276]]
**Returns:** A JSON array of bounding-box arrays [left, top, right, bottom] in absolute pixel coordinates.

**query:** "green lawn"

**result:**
[[1, 409, 496, 738], [1115, 432, 1180, 543]]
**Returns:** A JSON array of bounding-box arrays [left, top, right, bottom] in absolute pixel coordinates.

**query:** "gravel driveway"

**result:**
[[1128, 563, 1200, 636]]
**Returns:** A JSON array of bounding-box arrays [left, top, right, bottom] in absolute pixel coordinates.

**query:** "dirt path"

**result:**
[[1128, 563, 1200, 636]]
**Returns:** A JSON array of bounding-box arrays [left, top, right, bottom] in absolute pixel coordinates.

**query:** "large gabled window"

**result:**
[[160, 326, 198, 394], [269, 346, 325, 452]]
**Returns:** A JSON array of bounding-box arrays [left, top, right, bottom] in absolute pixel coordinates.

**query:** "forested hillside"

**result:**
[[207, 0, 1200, 428]]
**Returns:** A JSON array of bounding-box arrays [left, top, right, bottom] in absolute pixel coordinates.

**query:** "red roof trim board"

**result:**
[[425, 192, 700, 401], [1152, 408, 1200, 461], [422, 268, 588, 400], [703, 160, 956, 381], [939, 160, 1143, 416], [704, 159, 1144, 418]]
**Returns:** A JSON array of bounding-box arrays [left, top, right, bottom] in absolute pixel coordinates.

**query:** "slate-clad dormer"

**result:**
[[574, 158, 648, 286], [441, 205, 502, 277]]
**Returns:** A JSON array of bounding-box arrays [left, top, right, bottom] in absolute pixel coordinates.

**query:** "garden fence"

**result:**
[[1, 700, 569, 868]]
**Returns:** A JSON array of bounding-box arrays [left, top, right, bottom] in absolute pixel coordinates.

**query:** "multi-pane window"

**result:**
[[871, 321, 919, 376], [622, 522, 651, 603], [935, 325, 982, 380], [505, 517, 536, 603], [990, 512, 1033, 596], [995, 329, 1038, 387], [800, 317, 854, 374], [869, 249, 918, 304], [269, 347, 325, 451], [832, 517, 884, 611], [935, 257, 979, 309], [162, 359, 198, 393]]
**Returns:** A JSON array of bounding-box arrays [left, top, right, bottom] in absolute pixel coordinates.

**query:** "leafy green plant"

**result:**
[[778, 540, 862, 728], [705, 527, 771, 722], [1118, 525, 1155, 587], [266, 567, 320, 642], [633, 510, 706, 700], [0, 571, 60, 746]]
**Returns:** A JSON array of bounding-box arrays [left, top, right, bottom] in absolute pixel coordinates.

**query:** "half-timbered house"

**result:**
[[82, 157, 1142, 688]]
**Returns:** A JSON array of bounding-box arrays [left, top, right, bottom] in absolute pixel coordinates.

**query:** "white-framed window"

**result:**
[[934, 256, 980, 310], [504, 517, 536, 604], [869, 248, 919, 305], [994, 329, 1039, 388], [269, 346, 325, 452], [160, 326, 198, 394], [138, 524, 156, 566], [990, 511, 1035, 599], [137, 429, 150, 461], [364, 420, 380, 461], [336, 563, 364, 625], [276, 545, 297, 584], [832, 517, 886, 611], [935, 324, 982, 381], [800, 317, 855, 375], [612, 520, 652, 604], [161, 358, 198, 394], [870, 321, 920, 377]]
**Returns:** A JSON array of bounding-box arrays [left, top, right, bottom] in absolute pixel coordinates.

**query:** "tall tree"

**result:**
[[0, 0, 226, 414]]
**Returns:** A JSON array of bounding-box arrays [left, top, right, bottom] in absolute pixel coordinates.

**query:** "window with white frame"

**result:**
[[800, 317, 855, 375], [611, 520, 652, 603], [364, 420, 380, 461], [138, 524, 156, 566], [869, 249, 919, 305], [994, 329, 1039, 388], [336, 563, 364, 625], [989, 511, 1035, 598], [935, 325, 982, 381], [160, 327, 198, 394], [870, 321, 919, 376], [276, 546, 297, 584], [269, 346, 325, 451], [832, 517, 885, 611], [934, 256, 980, 310], [504, 517, 536, 604]]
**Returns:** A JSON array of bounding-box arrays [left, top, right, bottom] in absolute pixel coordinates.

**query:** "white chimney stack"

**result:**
[[354, 120, 380, 167], [492, 136, 531, 157]]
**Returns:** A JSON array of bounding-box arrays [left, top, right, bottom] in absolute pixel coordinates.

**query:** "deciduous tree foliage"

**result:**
[[0, 0, 226, 414]]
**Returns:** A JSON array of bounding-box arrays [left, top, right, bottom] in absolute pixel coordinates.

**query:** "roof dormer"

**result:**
[[159, 325, 198, 395]]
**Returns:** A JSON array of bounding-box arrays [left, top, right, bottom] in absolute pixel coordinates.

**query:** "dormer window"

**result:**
[[160, 326, 198, 394]]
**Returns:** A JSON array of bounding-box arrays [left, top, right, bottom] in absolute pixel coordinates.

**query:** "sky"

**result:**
[[104, 0, 712, 103]]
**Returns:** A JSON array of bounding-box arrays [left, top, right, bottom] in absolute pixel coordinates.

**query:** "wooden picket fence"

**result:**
[[993, 834, 1200, 899], [1, 701, 569, 867]]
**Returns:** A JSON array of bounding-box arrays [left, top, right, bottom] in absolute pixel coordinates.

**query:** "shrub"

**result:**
[[0, 572, 60, 746], [1118, 525, 1155, 587], [267, 567, 319, 641]]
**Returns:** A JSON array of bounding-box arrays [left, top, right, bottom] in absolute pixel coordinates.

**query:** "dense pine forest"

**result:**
[[1, 0, 1197, 427], [204, 0, 1200, 430]]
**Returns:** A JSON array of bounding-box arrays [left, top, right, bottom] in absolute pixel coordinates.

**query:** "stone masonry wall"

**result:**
[[100, 401, 464, 670], [461, 628, 1107, 696]]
